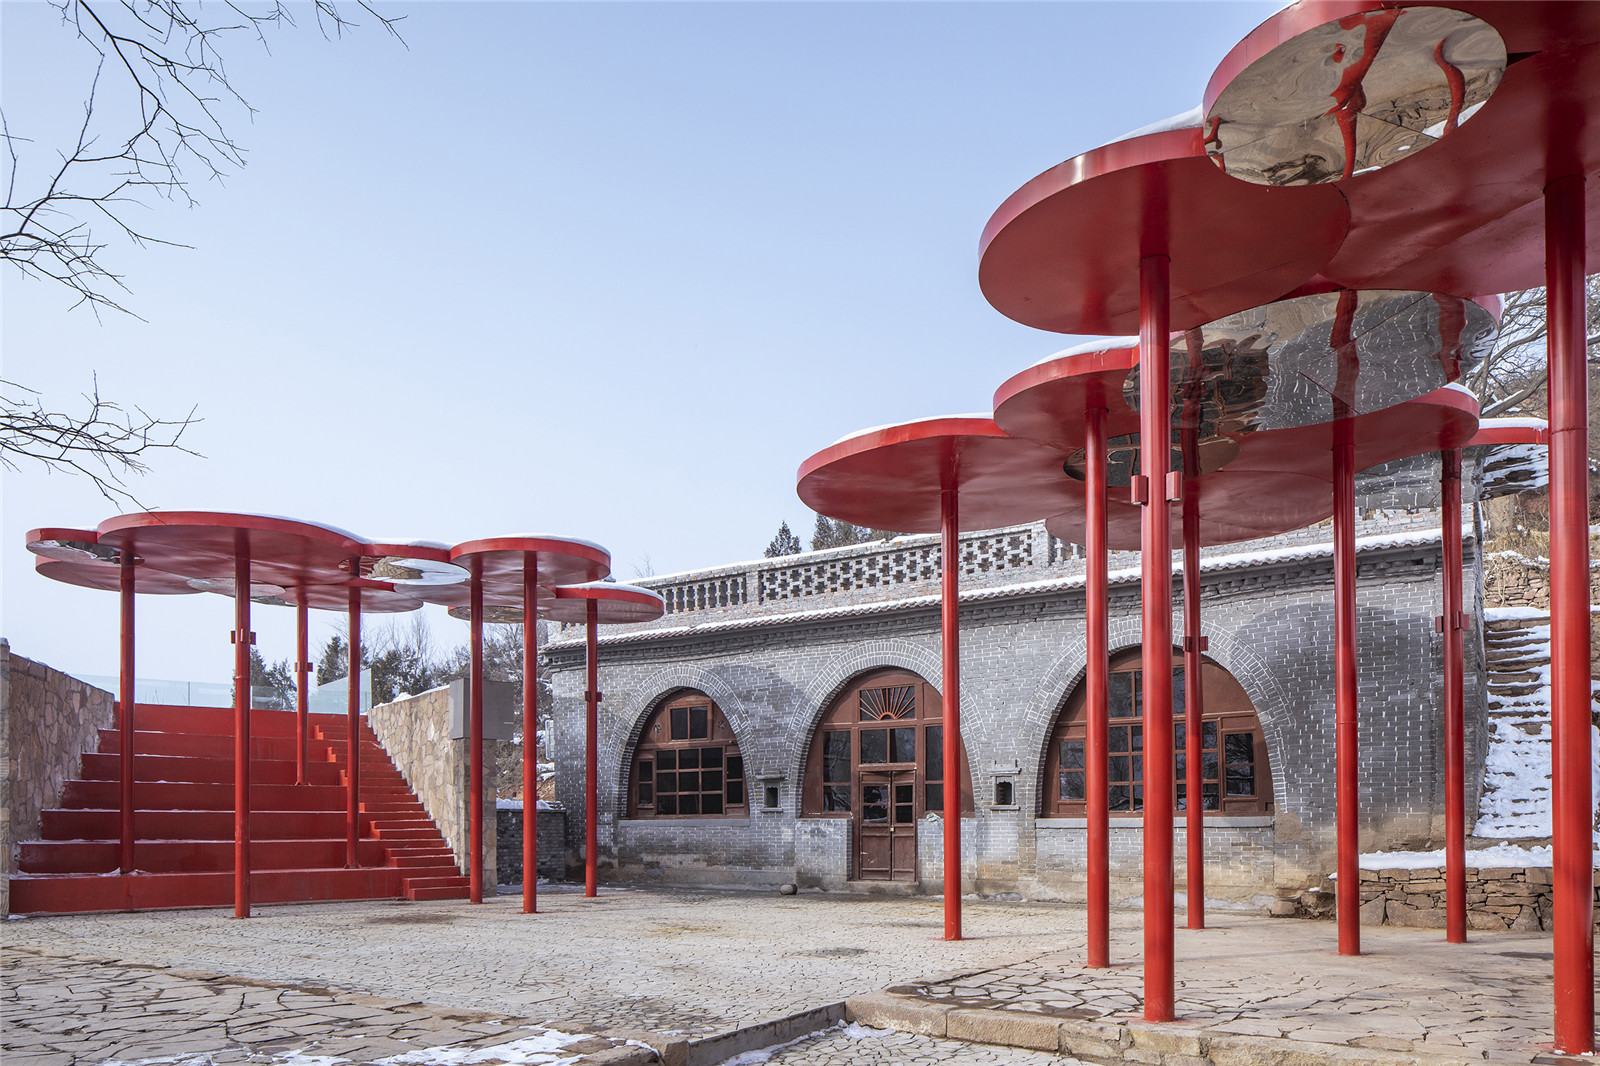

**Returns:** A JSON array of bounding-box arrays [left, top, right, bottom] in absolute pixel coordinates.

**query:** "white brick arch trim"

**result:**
[[1018, 614, 1294, 813], [781, 638, 940, 811], [604, 665, 754, 817]]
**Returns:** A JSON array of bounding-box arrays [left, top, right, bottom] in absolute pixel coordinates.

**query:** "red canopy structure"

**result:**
[[437, 536, 611, 912], [31, 513, 422, 917], [1199, 1, 1597, 1048], [547, 582, 666, 898], [799, 416, 1075, 941]]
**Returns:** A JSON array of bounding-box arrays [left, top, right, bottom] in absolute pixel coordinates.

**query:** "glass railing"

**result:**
[[71, 669, 372, 714]]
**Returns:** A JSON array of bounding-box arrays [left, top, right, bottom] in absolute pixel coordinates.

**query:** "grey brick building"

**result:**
[[546, 464, 1487, 910]]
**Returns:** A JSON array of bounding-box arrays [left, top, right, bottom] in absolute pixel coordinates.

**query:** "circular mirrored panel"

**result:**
[[1207, 6, 1505, 185]]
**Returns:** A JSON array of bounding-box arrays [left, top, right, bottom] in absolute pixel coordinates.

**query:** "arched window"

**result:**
[[629, 690, 748, 819], [1042, 649, 1272, 818]]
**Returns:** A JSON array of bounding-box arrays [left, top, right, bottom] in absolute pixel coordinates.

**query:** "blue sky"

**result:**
[[3, 1, 1280, 683]]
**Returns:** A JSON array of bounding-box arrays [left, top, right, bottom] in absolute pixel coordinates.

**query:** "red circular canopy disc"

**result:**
[[26, 527, 120, 565], [1206, 1, 1600, 295], [34, 557, 201, 596], [797, 417, 1077, 534], [278, 578, 427, 615], [992, 343, 1142, 448], [96, 512, 363, 590], [546, 582, 666, 625], [1046, 387, 1478, 550], [1202, 4, 1507, 188], [978, 127, 1348, 336], [448, 536, 611, 595], [1468, 419, 1548, 447]]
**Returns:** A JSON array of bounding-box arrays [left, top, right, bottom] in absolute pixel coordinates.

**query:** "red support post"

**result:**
[[118, 556, 136, 874], [1138, 253, 1175, 1022], [586, 598, 600, 899], [1085, 406, 1111, 968], [232, 548, 252, 919], [346, 585, 362, 869], [470, 559, 485, 904], [1182, 499, 1204, 930], [1440, 449, 1466, 944], [295, 591, 309, 787], [941, 485, 963, 941], [1545, 172, 1594, 1056], [523, 558, 540, 914], [1333, 414, 1360, 957]]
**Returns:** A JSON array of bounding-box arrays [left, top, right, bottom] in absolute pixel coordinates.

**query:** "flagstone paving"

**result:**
[[1, 884, 1569, 1065]]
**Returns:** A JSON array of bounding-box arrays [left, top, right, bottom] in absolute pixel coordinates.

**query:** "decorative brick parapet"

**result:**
[[1, 642, 116, 917], [1357, 865, 1600, 932], [367, 687, 493, 890]]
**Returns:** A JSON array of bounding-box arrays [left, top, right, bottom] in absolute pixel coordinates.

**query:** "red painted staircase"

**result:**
[[9, 703, 469, 914]]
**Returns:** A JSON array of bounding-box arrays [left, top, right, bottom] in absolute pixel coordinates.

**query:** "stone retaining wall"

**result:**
[[1, 642, 116, 917], [367, 686, 494, 889], [1357, 865, 1600, 932], [494, 806, 568, 885]]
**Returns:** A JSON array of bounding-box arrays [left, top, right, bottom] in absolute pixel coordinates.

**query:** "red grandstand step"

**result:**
[[41, 809, 362, 841]]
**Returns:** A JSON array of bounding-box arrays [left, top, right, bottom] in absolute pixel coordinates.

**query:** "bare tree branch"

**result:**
[[2, 0, 403, 314], [1, 374, 202, 505]]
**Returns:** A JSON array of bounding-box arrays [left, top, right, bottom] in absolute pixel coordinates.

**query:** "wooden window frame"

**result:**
[[1042, 649, 1272, 818], [630, 690, 749, 819]]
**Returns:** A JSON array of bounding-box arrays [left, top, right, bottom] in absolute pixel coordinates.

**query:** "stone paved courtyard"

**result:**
[[0, 884, 1572, 1066]]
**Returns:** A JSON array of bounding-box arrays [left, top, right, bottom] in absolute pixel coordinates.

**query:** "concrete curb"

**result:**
[[846, 992, 1527, 1066]]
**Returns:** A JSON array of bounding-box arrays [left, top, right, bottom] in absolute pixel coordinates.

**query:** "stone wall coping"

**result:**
[[548, 528, 1457, 653]]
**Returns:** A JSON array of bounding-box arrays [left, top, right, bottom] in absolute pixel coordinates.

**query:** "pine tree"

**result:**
[[314, 635, 347, 687], [765, 521, 804, 557], [809, 513, 838, 551]]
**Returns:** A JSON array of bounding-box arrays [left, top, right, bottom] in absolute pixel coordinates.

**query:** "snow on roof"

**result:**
[[1029, 336, 1141, 368], [1479, 416, 1550, 431], [467, 534, 609, 555], [829, 414, 995, 448], [549, 528, 1459, 650], [1114, 105, 1204, 143]]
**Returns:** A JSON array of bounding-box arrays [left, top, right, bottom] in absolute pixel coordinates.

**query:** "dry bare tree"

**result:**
[[1471, 277, 1600, 419], [2, 0, 402, 316], [0, 374, 200, 504]]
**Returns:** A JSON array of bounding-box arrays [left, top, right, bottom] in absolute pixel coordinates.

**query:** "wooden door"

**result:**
[[858, 770, 917, 881]]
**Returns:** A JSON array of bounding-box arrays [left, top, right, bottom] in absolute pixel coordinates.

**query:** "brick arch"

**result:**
[[604, 665, 754, 818], [783, 638, 941, 810], [1019, 612, 1294, 813]]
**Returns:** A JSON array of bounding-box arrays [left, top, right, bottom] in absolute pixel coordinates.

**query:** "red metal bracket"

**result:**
[[1184, 635, 1209, 653], [1131, 475, 1150, 505], [1167, 471, 1183, 501], [1436, 612, 1470, 633], [585, 690, 604, 703], [230, 629, 256, 645]]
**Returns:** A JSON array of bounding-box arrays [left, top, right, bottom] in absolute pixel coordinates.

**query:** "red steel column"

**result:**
[[523, 559, 540, 913], [1086, 406, 1111, 968], [118, 556, 136, 874], [1440, 449, 1466, 944], [941, 485, 963, 941], [586, 598, 601, 898], [1545, 173, 1594, 1055], [232, 548, 253, 919], [1182, 499, 1204, 930], [346, 585, 363, 869], [295, 591, 309, 786], [1138, 253, 1175, 1022], [1334, 412, 1360, 956], [469, 559, 485, 903]]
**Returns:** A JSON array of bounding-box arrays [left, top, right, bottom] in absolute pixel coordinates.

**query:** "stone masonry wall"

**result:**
[[1358, 865, 1600, 933], [494, 806, 567, 885], [367, 687, 493, 890], [546, 530, 1480, 906], [1, 641, 116, 917]]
